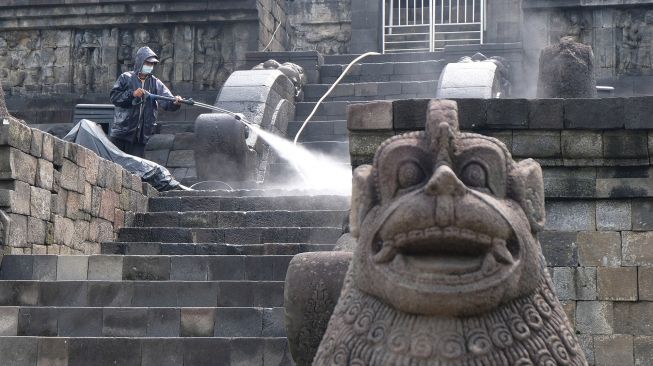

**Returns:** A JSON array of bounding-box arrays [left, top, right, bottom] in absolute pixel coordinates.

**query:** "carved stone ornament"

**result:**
[[312, 100, 588, 366], [252, 59, 307, 101]]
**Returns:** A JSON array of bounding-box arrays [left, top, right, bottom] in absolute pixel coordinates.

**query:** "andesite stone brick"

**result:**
[[634, 336, 653, 366], [41, 132, 54, 162], [545, 200, 596, 231], [576, 301, 614, 334], [632, 199, 653, 231], [36, 159, 54, 191], [603, 130, 649, 159], [0, 119, 31, 153], [614, 302, 653, 336], [539, 231, 578, 266], [7, 213, 28, 248], [637, 267, 653, 301], [1, 147, 37, 185], [347, 101, 393, 131], [577, 231, 621, 267], [597, 267, 637, 301], [30, 128, 43, 158], [27, 217, 46, 245], [512, 130, 561, 158], [528, 98, 564, 129], [594, 334, 634, 366], [10, 180, 31, 216], [561, 130, 603, 159], [622, 231, 653, 266], [29, 186, 50, 221]]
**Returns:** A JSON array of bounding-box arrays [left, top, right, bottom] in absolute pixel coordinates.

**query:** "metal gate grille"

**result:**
[[382, 0, 485, 53]]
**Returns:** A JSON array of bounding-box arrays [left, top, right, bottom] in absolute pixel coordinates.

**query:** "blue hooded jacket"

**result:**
[[109, 46, 179, 143]]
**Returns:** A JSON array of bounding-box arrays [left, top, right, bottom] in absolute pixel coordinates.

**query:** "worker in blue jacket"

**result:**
[[109, 46, 182, 157]]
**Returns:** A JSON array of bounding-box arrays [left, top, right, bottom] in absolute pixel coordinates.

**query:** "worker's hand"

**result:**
[[174, 96, 183, 106], [133, 88, 145, 98]]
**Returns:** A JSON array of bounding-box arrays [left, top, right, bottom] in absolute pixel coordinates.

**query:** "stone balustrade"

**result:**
[[0, 119, 157, 255]]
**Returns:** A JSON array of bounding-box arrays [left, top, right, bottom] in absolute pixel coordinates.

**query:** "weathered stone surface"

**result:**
[[285, 251, 352, 366], [603, 130, 649, 159], [166, 150, 195, 168], [539, 231, 578, 266], [576, 301, 614, 334], [552, 266, 596, 300], [10, 180, 31, 216], [622, 231, 653, 266], [310, 100, 585, 365], [614, 302, 653, 336], [596, 200, 631, 231], [486, 98, 529, 128], [41, 133, 54, 163], [346, 101, 393, 131], [577, 231, 621, 267], [528, 99, 564, 129], [545, 200, 595, 231], [597, 267, 637, 301], [565, 99, 623, 129], [0, 120, 31, 153], [632, 199, 653, 230], [0, 148, 37, 185], [30, 129, 43, 158], [594, 335, 633, 366], [392, 99, 429, 131], [36, 159, 54, 191], [29, 187, 50, 221], [639, 267, 653, 301], [512, 130, 561, 158], [27, 217, 46, 245], [180, 308, 215, 337], [538, 38, 596, 98], [561, 130, 603, 159]]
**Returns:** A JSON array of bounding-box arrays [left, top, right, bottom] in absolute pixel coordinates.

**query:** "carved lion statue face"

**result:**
[[349, 100, 546, 317]]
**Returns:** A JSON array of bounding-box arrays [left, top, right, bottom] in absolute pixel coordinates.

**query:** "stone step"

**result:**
[[117, 227, 342, 244], [159, 188, 347, 197], [0, 280, 284, 307], [295, 101, 352, 121], [323, 51, 444, 64], [134, 210, 347, 228], [303, 80, 438, 102], [0, 336, 292, 366], [148, 195, 351, 212], [320, 60, 444, 84], [101, 242, 335, 256], [287, 120, 348, 142], [0, 306, 285, 338], [0, 255, 294, 282]]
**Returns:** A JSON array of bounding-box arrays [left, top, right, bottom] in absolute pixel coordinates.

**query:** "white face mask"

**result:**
[[141, 64, 154, 74]]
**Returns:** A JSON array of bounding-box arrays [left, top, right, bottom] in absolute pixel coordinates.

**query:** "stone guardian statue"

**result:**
[[311, 100, 588, 365]]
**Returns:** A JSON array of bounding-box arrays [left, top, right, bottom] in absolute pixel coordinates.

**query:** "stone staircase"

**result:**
[[0, 188, 350, 365], [140, 51, 444, 186], [271, 52, 443, 183]]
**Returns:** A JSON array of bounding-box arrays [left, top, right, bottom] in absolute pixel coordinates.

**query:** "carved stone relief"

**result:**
[[311, 100, 588, 365], [195, 27, 229, 91], [0, 24, 235, 96]]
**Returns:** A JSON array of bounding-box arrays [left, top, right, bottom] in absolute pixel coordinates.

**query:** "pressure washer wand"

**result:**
[[142, 90, 251, 124]]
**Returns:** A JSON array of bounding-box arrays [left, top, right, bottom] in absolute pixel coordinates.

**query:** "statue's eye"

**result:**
[[397, 162, 426, 189], [461, 162, 487, 188]]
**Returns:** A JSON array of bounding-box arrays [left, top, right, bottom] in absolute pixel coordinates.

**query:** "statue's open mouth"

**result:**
[[371, 225, 520, 287]]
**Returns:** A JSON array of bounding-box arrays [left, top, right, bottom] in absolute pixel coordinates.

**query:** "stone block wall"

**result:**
[[287, 0, 352, 55], [0, 119, 156, 255], [258, 0, 289, 52], [347, 97, 653, 365]]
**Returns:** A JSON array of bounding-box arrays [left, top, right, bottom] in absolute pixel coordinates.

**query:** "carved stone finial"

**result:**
[[312, 99, 586, 365]]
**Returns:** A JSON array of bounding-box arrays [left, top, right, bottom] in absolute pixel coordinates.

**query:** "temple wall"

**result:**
[[0, 0, 288, 125], [286, 0, 352, 54], [347, 97, 653, 365], [0, 120, 157, 255], [522, 1, 653, 96]]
